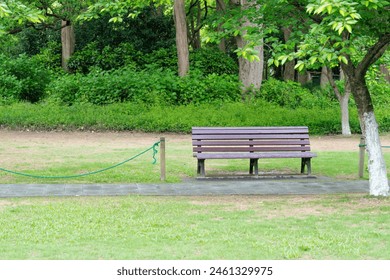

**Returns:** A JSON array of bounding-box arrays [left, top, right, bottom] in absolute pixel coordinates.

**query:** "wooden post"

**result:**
[[359, 136, 365, 178], [160, 137, 166, 181]]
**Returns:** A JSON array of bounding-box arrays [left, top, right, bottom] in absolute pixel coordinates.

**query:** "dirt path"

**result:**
[[1, 130, 390, 152]]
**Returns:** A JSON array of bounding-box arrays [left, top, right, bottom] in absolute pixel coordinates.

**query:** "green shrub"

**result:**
[[190, 47, 238, 75], [45, 73, 84, 105], [0, 101, 375, 135], [0, 71, 22, 103], [176, 71, 240, 104], [369, 79, 390, 109], [142, 47, 178, 71], [45, 66, 240, 106], [258, 78, 334, 109], [0, 54, 52, 103], [67, 42, 139, 73], [34, 41, 62, 71]]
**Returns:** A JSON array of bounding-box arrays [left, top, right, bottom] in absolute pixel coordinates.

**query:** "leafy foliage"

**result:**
[[46, 66, 241, 106], [258, 78, 334, 109], [67, 42, 140, 73], [0, 54, 52, 102], [76, 6, 175, 53], [190, 47, 238, 75]]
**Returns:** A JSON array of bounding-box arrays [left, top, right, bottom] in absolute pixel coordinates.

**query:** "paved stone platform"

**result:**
[[0, 177, 369, 198]]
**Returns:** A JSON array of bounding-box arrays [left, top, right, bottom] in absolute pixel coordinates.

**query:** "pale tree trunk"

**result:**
[[364, 111, 389, 196], [174, 0, 190, 77], [233, 0, 264, 95], [61, 20, 75, 72], [341, 78, 352, 135], [282, 27, 295, 81], [320, 66, 329, 88], [346, 74, 389, 196], [325, 66, 351, 135], [236, 35, 264, 92]]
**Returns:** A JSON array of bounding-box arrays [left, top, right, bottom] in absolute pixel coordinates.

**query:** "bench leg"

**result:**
[[249, 159, 259, 176], [197, 159, 205, 177], [301, 158, 312, 175]]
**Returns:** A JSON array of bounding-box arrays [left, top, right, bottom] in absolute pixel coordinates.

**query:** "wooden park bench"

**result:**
[[192, 126, 317, 177]]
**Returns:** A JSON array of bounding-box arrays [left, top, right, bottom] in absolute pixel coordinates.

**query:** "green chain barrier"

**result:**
[[0, 141, 160, 179]]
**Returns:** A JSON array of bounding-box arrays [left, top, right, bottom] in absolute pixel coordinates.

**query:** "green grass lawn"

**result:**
[[0, 146, 388, 183], [1, 134, 390, 260], [1, 130, 389, 183], [0, 194, 389, 259]]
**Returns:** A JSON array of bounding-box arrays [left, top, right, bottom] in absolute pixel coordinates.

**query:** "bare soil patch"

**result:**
[[2, 130, 389, 151]]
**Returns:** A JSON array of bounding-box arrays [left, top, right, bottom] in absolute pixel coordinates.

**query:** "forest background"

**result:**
[[0, 0, 389, 135]]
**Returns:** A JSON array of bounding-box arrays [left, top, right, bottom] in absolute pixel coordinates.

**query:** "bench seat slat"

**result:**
[[194, 152, 317, 159], [194, 146, 311, 152], [192, 140, 310, 146], [192, 134, 310, 140], [192, 127, 308, 134], [192, 129, 309, 135]]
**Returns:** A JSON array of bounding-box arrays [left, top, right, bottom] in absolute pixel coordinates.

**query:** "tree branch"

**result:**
[[356, 33, 390, 78]]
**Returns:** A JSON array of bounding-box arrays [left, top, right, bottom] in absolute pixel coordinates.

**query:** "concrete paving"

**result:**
[[0, 176, 369, 198]]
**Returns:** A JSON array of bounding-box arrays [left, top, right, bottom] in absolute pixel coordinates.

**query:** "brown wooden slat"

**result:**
[[192, 134, 310, 140], [194, 152, 317, 159], [192, 128, 309, 135], [193, 146, 311, 152], [192, 126, 308, 130], [192, 140, 310, 146]]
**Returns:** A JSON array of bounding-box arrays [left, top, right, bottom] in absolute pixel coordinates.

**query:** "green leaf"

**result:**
[[345, 24, 352, 33], [309, 57, 317, 65], [338, 56, 348, 64], [294, 61, 305, 71]]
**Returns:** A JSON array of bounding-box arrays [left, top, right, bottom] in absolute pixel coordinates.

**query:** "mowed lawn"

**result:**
[[0, 194, 389, 260], [0, 132, 390, 259], [0, 131, 389, 183]]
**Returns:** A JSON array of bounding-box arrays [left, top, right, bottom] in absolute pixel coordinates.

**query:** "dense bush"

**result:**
[[368, 79, 390, 108], [0, 54, 52, 103], [0, 71, 22, 103], [67, 42, 140, 73], [258, 78, 335, 109], [46, 67, 241, 106], [141, 47, 178, 71], [190, 47, 238, 75]]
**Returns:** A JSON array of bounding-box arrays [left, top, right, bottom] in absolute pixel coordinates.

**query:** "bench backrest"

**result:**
[[192, 126, 313, 154]]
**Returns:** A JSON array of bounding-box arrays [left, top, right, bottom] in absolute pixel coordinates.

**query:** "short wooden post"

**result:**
[[359, 136, 365, 178], [160, 137, 166, 181]]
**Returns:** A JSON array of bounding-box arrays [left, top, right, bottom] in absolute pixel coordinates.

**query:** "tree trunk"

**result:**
[[282, 27, 295, 81], [174, 0, 190, 77], [364, 111, 389, 196], [347, 77, 389, 196], [234, 0, 264, 95], [320, 66, 329, 88], [339, 93, 351, 135], [236, 35, 264, 93], [326, 66, 351, 135], [61, 20, 75, 72]]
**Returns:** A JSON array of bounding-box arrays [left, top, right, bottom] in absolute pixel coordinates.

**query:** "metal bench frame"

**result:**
[[192, 126, 317, 177]]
